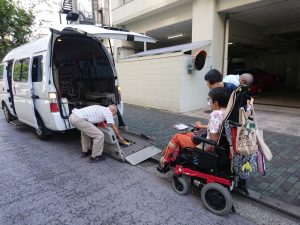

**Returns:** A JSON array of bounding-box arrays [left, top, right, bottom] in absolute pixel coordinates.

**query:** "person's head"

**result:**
[[207, 87, 230, 110], [239, 73, 253, 85], [108, 104, 118, 116], [204, 69, 223, 89]]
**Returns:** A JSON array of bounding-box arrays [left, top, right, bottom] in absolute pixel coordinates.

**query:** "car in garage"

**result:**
[[233, 68, 280, 94]]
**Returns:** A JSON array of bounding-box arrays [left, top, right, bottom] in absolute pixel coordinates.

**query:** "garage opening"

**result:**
[[225, 0, 300, 108]]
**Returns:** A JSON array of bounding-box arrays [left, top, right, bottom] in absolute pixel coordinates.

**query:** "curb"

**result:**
[[150, 154, 300, 220], [236, 189, 300, 220]]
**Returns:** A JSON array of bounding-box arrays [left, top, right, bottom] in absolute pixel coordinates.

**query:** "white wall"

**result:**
[[116, 51, 211, 113], [180, 55, 210, 112], [116, 53, 181, 112]]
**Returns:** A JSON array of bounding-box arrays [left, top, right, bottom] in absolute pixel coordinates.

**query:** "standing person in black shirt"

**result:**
[[204, 69, 237, 92]]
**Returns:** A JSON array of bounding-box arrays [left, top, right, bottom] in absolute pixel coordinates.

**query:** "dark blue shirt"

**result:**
[[223, 82, 237, 92]]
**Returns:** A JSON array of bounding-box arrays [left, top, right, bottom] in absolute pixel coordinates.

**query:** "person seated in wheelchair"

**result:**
[[158, 87, 231, 171]]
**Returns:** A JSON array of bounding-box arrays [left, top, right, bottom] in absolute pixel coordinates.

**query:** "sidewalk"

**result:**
[[122, 103, 300, 209]]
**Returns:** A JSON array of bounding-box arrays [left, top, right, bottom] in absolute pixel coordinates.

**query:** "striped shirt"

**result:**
[[72, 105, 115, 124]]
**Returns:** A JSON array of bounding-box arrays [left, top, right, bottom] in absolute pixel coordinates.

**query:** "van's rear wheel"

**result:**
[[2, 102, 16, 123], [35, 116, 48, 140]]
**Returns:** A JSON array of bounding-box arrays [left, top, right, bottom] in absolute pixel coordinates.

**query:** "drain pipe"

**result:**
[[223, 14, 230, 76]]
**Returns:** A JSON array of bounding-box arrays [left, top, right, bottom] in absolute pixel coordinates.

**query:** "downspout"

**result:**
[[223, 14, 230, 76]]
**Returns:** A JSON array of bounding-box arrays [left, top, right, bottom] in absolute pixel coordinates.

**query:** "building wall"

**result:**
[[112, 0, 191, 25], [124, 3, 192, 34], [179, 55, 211, 112], [116, 53, 181, 112], [116, 51, 211, 112]]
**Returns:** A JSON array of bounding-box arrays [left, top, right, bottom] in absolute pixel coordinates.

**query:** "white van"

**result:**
[[0, 24, 155, 139]]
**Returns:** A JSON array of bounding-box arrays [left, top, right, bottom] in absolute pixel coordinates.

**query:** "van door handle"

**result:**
[[13, 86, 16, 94], [1, 87, 4, 91]]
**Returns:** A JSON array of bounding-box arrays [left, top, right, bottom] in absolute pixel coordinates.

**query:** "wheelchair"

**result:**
[[157, 85, 250, 216]]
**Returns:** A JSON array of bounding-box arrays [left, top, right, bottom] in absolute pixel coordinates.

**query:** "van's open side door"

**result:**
[[12, 58, 38, 128]]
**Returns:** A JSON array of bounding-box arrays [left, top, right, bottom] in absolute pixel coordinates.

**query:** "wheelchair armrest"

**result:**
[[192, 136, 217, 147]]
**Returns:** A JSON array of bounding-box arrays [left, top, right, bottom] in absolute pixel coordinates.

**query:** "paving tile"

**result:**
[[280, 182, 294, 191], [281, 171, 293, 177], [272, 188, 286, 199], [270, 182, 282, 190], [293, 181, 300, 190], [287, 176, 298, 184], [287, 188, 300, 197], [264, 175, 277, 183]]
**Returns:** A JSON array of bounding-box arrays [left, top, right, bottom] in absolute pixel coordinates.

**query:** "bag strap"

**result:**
[[251, 103, 259, 131], [224, 120, 234, 172], [239, 107, 248, 124]]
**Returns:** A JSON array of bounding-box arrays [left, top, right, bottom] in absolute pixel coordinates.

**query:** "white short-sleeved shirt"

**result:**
[[207, 110, 225, 139], [223, 74, 240, 87], [72, 105, 115, 124]]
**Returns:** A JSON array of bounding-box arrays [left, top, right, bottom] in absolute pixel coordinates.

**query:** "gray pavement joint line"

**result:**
[[150, 155, 300, 220]]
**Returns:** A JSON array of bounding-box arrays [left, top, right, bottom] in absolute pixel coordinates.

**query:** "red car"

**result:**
[[233, 69, 280, 94]]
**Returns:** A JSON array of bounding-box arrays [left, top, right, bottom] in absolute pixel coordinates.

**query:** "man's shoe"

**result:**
[[81, 149, 92, 158], [89, 155, 106, 163]]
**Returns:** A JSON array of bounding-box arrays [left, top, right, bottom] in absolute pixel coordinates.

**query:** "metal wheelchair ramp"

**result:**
[[99, 127, 161, 165]]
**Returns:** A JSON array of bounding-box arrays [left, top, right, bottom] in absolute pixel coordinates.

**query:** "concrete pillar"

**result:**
[[192, 0, 226, 73]]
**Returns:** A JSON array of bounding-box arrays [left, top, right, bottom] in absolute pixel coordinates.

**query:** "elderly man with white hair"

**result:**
[[69, 104, 125, 163], [223, 73, 254, 87]]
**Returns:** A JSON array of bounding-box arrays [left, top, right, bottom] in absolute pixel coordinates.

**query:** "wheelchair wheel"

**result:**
[[200, 183, 232, 216], [172, 176, 189, 195]]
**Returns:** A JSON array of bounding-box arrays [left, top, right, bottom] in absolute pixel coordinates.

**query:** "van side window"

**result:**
[[0, 65, 3, 80], [32, 56, 43, 82], [13, 58, 30, 82]]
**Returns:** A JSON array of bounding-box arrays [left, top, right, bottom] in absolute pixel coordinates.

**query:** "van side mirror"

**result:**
[[66, 12, 79, 22]]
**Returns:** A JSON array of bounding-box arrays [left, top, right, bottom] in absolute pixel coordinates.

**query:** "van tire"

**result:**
[[2, 102, 16, 123], [35, 115, 48, 140]]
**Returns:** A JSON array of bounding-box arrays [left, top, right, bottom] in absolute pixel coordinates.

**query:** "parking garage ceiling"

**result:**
[[223, 0, 300, 33], [146, 20, 192, 47]]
